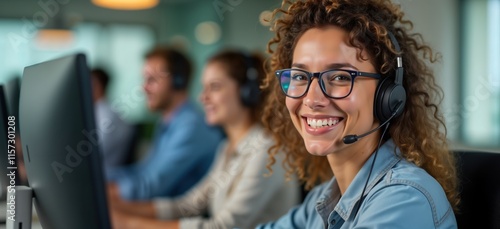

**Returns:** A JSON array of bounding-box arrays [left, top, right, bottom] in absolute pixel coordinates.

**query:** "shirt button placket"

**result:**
[[328, 215, 343, 229]]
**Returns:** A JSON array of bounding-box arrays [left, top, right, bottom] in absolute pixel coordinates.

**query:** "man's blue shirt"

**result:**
[[257, 139, 457, 229], [107, 100, 223, 200]]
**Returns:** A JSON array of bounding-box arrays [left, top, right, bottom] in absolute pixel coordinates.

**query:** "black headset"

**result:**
[[172, 73, 187, 90], [169, 52, 189, 90], [350, 32, 407, 220], [239, 53, 261, 108], [373, 31, 406, 123]]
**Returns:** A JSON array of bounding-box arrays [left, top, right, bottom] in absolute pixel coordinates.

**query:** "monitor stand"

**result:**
[[6, 186, 32, 229]]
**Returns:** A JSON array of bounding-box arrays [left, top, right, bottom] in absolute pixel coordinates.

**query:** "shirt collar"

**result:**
[[318, 139, 402, 221], [161, 99, 189, 125]]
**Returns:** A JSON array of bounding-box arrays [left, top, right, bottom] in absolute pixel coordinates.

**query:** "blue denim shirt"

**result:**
[[107, 100, 224, 200], [257, 139, 457, 229]]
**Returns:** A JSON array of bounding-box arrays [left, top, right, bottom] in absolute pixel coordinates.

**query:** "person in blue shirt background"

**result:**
[[258, 0, 459, 228], [107, 46, 223, 201]]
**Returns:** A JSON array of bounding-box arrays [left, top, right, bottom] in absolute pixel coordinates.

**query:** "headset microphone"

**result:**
[[342, 101, 403, 144]]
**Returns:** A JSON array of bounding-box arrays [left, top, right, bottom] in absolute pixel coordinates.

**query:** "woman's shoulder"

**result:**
[[370, 159, 454, 225], [388, 160, 448, 199], [237, 124, 274, 152], [235, 124, 293, 175], [378, 140, 450, 206]]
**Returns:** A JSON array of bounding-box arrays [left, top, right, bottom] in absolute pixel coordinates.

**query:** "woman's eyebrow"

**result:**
[[291, 62, 358, 70], [325, 63, 358, 70], [291, 63, 306, 69]]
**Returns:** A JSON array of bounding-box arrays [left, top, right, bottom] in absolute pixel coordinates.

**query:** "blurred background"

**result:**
[[0, 0, 498, 150]]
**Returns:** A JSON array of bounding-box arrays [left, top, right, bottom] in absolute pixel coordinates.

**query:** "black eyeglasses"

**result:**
[[275, 68, 381, 99]]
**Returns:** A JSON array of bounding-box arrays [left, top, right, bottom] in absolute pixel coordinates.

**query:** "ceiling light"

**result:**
[[259, 10, 272, 27], [36, 29, 74, 49], [92, 0, 159, 10], [195, 21, 221, 45], [36, 11, 75, 49]]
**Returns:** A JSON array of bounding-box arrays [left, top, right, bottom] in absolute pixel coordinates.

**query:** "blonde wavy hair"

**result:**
[[262, 0, 459, 210]]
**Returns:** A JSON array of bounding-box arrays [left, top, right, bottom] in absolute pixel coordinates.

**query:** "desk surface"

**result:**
[[1, 201, 42, 229]]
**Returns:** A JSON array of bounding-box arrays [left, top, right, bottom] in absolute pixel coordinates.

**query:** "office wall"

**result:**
[[220, 0, 280, 52], [156, 0, 280, 100], [157, 1, 223, 102], [461, 0, 500, 147], [397, 0, 460, 140]]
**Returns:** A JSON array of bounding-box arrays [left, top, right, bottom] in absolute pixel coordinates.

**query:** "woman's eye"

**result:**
[[332, 74, 351, 81], [291, 74, 307, 81], [210, 84, 221, 91]]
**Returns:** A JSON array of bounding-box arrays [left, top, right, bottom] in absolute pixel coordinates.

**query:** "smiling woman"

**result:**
[[284, 27, 382, 157], [258, 0, 459, 228]]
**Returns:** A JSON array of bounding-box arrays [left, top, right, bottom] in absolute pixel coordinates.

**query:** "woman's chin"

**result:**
[[205, 116, 220, 126], [304, 142, 337, 157]]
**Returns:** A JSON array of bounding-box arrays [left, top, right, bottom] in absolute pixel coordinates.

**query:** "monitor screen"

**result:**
[[20, 53, 111, 229]]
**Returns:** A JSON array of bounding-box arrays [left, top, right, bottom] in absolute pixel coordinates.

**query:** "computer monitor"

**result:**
[[3, 78, 20, 130], [2, 77, 23, 187], [0, 85, 11, 201], [20, 53, 111, 229]]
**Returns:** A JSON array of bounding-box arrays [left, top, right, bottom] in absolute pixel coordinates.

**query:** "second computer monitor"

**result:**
[[20, 53, 111, 229]]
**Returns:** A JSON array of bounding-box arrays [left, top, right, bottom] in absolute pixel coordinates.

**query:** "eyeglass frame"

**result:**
[[275, 68, 381, 99]]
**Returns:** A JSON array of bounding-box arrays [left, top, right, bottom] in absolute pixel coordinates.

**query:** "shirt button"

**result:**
[[331, 219, 336, 225]]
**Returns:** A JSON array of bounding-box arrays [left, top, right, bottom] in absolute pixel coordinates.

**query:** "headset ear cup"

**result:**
[[374, 77, 406, 123], [239, 53, 261, 108], [240, 84, 250, 106], [173, 74, 188, 90], [240, 82, 260, 107]]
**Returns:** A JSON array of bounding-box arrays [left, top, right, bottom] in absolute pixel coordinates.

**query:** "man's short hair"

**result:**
[[91, 68, 110, 92], [145, 46, 192, 90]]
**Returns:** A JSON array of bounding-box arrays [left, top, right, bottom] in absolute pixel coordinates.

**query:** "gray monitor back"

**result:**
[[20, 53, 111, 229], [4, 77, 20, 130], [0, 85, 11, 201]]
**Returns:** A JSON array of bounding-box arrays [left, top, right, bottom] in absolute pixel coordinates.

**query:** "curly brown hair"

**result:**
[[262, 0, 459, 210]]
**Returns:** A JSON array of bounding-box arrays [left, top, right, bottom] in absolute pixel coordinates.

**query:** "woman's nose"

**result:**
[[303, 79, 329, 109], [199, 89, 208, 103]]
